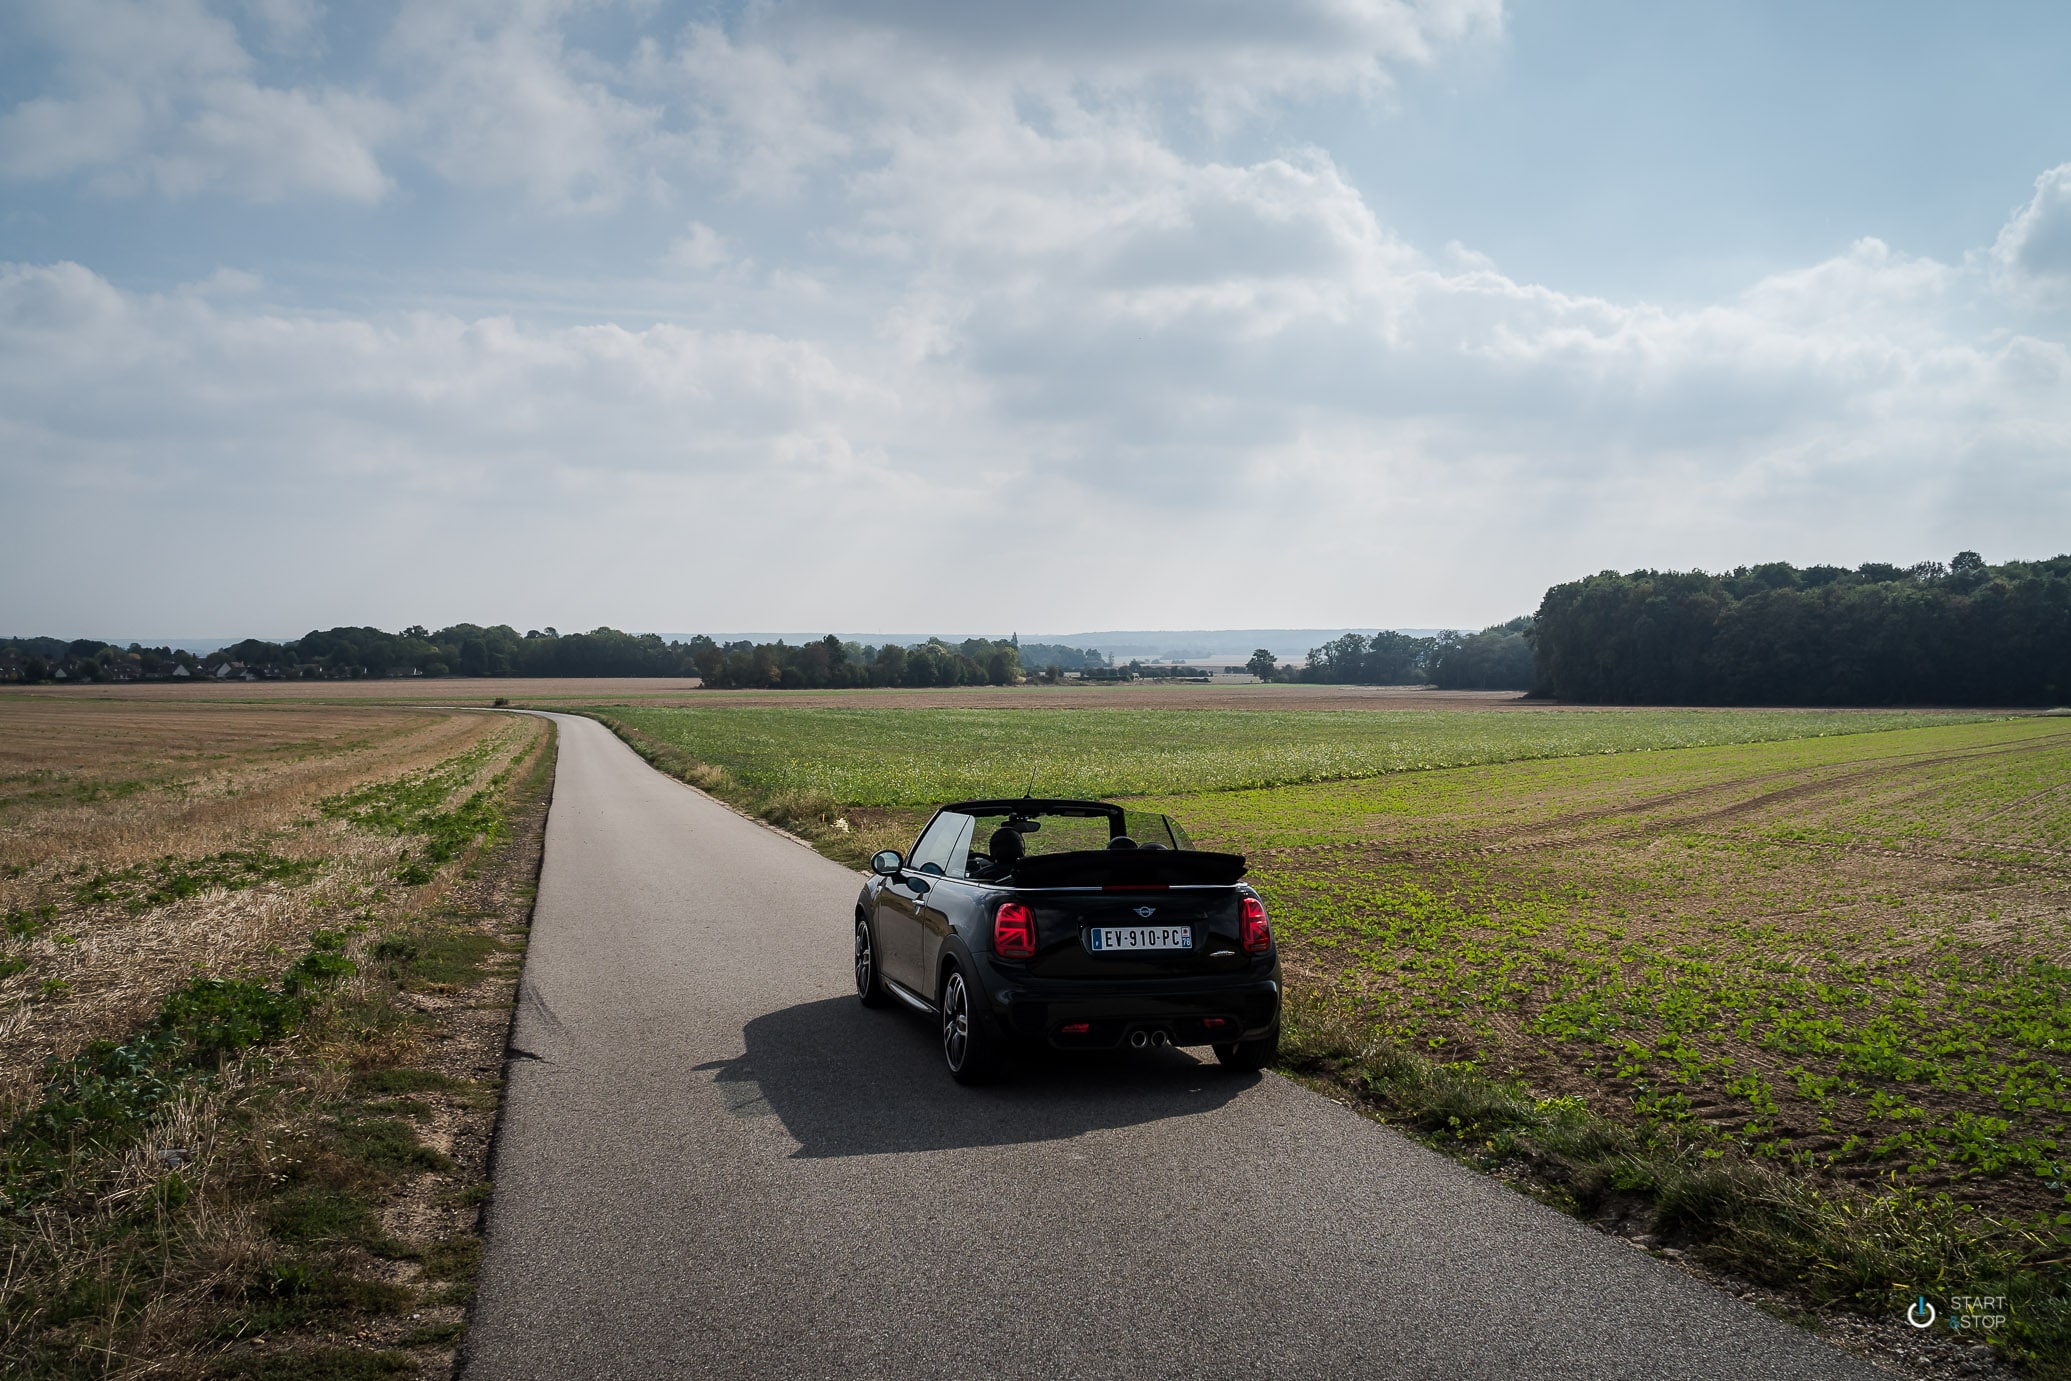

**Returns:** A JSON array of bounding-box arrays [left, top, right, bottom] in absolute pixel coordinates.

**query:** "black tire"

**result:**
[[1214, 1025, 1279, 1072], [855, 913, 888, 1008], [939, 964, 1000, 1084]]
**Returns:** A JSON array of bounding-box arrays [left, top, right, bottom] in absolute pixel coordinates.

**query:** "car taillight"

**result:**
[[1240, 895, 1272, 954], [994, 902, 1036, 959]]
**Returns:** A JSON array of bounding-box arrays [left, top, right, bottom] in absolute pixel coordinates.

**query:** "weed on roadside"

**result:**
[[70, 850, 323, 913]]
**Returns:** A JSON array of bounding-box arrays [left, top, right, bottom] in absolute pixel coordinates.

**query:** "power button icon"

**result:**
[[1906, 1297, 1937, 1329]]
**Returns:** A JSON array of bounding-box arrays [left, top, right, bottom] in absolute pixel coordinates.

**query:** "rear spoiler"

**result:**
[[1007, 849, 1247, 889]]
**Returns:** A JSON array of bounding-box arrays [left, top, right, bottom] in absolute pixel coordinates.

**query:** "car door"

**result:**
[[875, 812, 968, 994], [913, 815, 977, 992], [874, 870, 927, 994]]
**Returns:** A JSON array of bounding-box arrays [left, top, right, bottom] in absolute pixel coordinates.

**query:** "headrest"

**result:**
[[989, 826, 1025, 864]]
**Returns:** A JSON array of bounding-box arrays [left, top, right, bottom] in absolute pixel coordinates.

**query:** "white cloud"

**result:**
[[0, 0, 391, 201], [383, 0, 662, 212], [236, 0, 324, 53], [1993, 162, 2071, 300], [5, 153, 2067, 631], [0, 260, 888, 492], [660, 0, 1503, 199], [753, 0, 1502, 111], [665, 221, 731, 272], [1, 2, 2066, 632], [0, 1, 1502, 210]]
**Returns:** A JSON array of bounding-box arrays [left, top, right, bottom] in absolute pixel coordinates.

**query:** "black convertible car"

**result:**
[[853, 798, 1280, 1083]]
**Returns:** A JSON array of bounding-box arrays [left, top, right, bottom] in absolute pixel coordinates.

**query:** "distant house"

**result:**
[[171, 664, 192, 679]]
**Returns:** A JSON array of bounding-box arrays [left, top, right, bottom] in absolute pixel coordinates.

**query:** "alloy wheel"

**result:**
[[941, 970, 970, 1071], [853, 917, 873, 994]]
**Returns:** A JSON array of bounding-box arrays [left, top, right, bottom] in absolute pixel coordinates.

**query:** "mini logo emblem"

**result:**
[[1134, 905, 1156, 918]]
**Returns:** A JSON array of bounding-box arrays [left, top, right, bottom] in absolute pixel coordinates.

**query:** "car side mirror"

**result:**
[[870, 849, 904, 877]]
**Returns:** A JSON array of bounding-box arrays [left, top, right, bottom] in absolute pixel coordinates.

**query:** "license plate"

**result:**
[[1088, 925, 1193, 952]]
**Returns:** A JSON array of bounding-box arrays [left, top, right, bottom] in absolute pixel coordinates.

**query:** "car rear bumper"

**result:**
[[980, 970, 1281, 1050]]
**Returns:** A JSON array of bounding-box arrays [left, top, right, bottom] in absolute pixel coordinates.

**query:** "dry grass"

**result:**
[[0, 703, 513, 1112], [2, 679, 705, 705], [1, 699, 554, 1379], [0, 701, 489, 869]]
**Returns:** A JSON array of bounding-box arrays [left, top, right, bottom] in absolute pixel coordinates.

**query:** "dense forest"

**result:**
[[1532, 552, 2071, 705], [0, 627, 1105, 688]]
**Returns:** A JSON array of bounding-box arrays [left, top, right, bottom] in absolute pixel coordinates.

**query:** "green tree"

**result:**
[[1429, 620, 1535, 690], [1532, 555, 2071, 704], [1245, 649, 1277, 681]]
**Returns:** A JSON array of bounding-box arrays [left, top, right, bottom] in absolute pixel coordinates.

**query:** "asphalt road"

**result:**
[[464, 712, 1881, 1380]]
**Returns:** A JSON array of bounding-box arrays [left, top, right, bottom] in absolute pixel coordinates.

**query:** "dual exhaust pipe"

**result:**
[[1128, 1029, 1171, 1049]]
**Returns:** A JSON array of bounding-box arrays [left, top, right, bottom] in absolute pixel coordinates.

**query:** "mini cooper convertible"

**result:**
[[853, 798, 1280, 1083]]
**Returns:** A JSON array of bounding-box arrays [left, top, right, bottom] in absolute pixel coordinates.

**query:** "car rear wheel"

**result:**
[[855, 914, 887, 1007], [1214, 1025, 1278, 1072], [939, 965, 999, 1084]]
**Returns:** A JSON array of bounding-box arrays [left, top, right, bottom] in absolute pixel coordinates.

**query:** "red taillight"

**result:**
[[1060, 1022, 1091, 1035], [994, 902, 1036, 959], [1240, 896, 1272, 954]]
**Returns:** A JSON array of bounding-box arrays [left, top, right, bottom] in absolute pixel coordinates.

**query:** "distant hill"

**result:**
[[669, 629, 1454, 663]]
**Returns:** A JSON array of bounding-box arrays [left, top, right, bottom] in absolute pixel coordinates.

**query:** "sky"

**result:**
[[3, 0, 2068, 640]]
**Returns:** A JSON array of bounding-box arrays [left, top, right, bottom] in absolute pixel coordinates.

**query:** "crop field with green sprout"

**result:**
[[598, 704, 1990, 805], [1143, 718, 2071, 1216]]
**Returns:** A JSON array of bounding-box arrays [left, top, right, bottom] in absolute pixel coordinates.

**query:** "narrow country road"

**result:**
[[464, 713, 1879, 1380]]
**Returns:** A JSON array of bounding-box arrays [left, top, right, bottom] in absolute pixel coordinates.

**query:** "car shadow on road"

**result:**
[[694, 996, 1259, 1158]]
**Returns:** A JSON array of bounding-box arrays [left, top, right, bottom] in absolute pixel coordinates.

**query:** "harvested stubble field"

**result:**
[[25, 677, 707, 705], [0, 696, 554, 1379], [595, 701, 2069, 1372]]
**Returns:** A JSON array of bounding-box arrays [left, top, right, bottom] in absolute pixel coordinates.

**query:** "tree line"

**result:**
[[21, 551, 2054, 702], [688, 635, 1104, 688], [1245, 619, 1536, 691], [0, 627, 1108, 687], [1530, 552, 2071, 705], [0, 638, 207, 683]]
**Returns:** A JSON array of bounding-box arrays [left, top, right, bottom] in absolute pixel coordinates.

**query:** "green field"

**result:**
[[598, 704, 1991, 805], [1147, 719, 2071, 1203], [594, 701, 2071, 1366]]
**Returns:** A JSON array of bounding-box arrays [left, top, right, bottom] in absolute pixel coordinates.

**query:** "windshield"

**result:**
[[920, 804, 1194, 879]]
